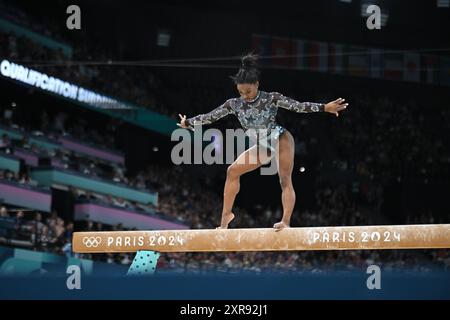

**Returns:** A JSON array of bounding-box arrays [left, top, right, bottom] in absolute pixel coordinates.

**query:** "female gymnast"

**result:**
[[177, 54, 348, 230]]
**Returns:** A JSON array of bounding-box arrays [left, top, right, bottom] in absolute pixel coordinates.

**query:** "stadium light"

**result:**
[[157, 28, 171, 47]]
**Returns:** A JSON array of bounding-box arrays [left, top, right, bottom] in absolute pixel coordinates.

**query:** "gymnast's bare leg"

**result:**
[[218, 143, 274, 229], [273, 130, 296, 231]]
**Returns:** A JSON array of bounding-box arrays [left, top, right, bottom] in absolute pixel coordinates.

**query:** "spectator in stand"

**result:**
[[0, 133, 10, 149]]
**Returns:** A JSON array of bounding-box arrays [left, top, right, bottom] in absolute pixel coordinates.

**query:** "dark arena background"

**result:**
[[0, 0, 449, 309]]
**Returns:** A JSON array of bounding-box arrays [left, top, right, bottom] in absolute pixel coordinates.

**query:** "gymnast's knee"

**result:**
[[226, 165, 241, 179], [279, 175, 293, 189]]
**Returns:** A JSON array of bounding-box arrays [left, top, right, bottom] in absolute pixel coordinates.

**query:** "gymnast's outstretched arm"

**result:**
[[181, 99, 234, 129], [271, 92, 348, 116]]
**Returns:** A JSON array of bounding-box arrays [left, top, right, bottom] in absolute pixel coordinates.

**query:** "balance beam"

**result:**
[[72, 224, 450, 253]]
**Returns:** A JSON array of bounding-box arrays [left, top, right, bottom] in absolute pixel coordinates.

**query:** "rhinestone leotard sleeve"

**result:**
[[271, 92, 325, 113], [185, 99, 234, 127]]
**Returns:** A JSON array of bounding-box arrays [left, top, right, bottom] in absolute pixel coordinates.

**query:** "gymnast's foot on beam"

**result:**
[[273, 220, 290, 231], [216, 212, 235, 229]]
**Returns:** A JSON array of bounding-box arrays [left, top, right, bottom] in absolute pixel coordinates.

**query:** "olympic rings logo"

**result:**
[[82, 236, 102, 248]]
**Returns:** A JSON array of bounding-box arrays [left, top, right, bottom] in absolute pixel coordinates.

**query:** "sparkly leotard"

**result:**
[[185, 91, 325, 150]]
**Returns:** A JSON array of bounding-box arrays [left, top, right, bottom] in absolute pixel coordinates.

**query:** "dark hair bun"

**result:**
[[230, 53, 260, 84], [241, 54, 258, 69]]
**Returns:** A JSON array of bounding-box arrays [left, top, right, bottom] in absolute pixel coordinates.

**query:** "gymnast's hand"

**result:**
[[177, 114, 194, 131], [324, 98, 348, 117], [177, 114, 188, 128]]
